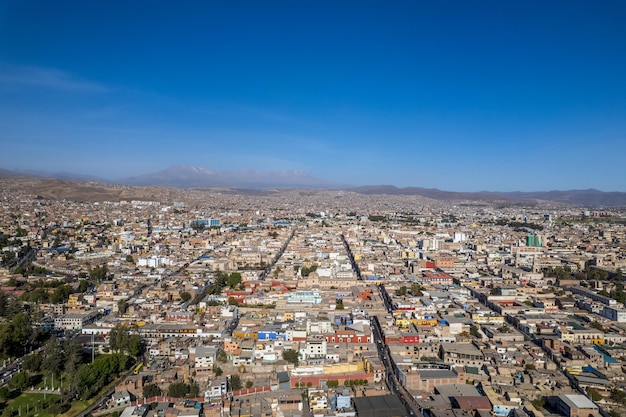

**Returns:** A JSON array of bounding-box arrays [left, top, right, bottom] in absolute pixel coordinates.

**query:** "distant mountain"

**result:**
[[2, 165, 625, 206], [349, 185, 626, 207], [497, 189, 626, 207], [7, 169, 110, 183], [118, 165, 342, 189], [347, 185, 516, 202], [0, 168, 21, 178]]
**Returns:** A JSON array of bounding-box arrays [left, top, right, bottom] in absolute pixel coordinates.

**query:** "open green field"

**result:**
[[4, 392, 62, 417]]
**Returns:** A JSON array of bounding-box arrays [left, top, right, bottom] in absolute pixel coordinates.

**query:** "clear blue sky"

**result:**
[[1, 1, 625, 191]]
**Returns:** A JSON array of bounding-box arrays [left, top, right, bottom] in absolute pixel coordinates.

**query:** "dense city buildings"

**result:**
[[0, 179, 625, 417]]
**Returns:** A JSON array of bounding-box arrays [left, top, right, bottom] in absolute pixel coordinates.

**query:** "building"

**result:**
[[54, 312, 98, 331], [439, 343, 484, 366], [551, 394, 599, 417]]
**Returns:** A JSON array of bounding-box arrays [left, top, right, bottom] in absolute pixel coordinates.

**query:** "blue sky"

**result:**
[[1, 1, 625, 191]]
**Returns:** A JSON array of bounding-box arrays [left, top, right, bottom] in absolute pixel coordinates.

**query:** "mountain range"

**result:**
[[1, 165, 625, 206]]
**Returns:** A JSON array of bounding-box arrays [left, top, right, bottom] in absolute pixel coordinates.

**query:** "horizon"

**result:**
[[1, 2, 625, 192], [3, 164, 625, 194]]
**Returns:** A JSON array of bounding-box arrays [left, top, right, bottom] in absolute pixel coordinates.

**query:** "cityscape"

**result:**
[[2, 1, 626, 417], [0, 177, 625, 417]]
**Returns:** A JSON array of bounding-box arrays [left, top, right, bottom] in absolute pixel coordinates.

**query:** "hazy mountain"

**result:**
[[8, 169, 110, 183], [497, 189, 626, 207], [118, 165, 343, 189], [0, 168, 22, 178], [347, 185, 516, 202], [2, 165, 625, 206], [348, 185, 626, 206]]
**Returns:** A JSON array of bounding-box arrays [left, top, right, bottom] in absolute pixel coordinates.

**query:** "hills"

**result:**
[[1, 166, 625, 206], [119, 165, 342, 189]]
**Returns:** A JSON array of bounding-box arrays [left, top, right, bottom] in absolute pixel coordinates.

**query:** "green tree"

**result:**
[[23, 351, 43, 373], [0, 386, 10, 402], [168, 382, 190, 398], [78, 280, 89, 293], [245, 380, 253, 388], [76, 353, 130, 400], [180, 291, 192, 303], [42, 337, 64, 375], [89, 265, 108, 281], [587, 388, 603, 402], [50, 284, 73, 304], [410, 283, 423, 296], [189, 383, 200, 398], [128, 334, 143, 357], [10, 371, 30, 391], [301, 264, 318, 277], [335, 299, 344, 310], [610, 388, 626, 404], [531, 397, 545, 410], [0, 292, 7, 317], [217, 349, 228, 363], [125, 254, 134, 263], [282, 350, 299, 366], [227, 273, 242, 289], [109, 325, 130, 353], [397, 286, 408, 296], [0, 312, 35, 358], [143, 383, 162, 398], [229, 375, 242, 391], [214, 366, 223, 376]]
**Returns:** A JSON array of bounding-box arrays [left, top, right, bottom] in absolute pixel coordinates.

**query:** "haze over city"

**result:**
[[1, 1, 625, 191]]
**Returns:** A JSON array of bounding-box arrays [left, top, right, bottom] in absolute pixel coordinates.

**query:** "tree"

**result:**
[[410, 283, 423, 296], [143, 383, 161, 398], [109, 325, 130, 353], [282, 350, 299, 366], [227, 273, 242, 289], [10, 371, 30, 391], [301, 264, 318, 277], [335, 299, 344, 310], [189, 383, 200, 398], [50, 284, 73, 304], [245, 380, 253, 389], [587, 388, 603, 402], [125, 254, 134, 263], [216, 349, 228, 363], [128, 334, 143, 357], [214, 366, 223, 376], [78, 280, 89, 293], [229, 375, 242, 391], [610, 388, 626, 404], [22, 349, 42, 372], [42, 336, 64, 375], [180, 291, 192, 303], [469, 325, 479, 338], [531, 397, 545, 410], [0, 386, 10, 402], [118, 299, 128, 315], [89, 265, 108, 281], [167, 382, 190, 398], [0, 312, 35, 359]]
